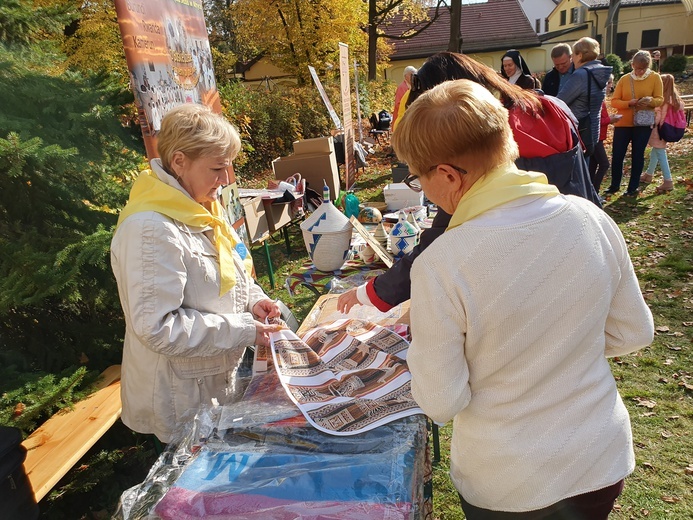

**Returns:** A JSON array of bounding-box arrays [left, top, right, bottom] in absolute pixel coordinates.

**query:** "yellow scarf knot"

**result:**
[[116, 169, 253, 295], [448, 163, 559, 230]]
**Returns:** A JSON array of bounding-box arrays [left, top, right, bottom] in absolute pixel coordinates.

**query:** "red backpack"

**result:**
[[658, 107, 686, 143]]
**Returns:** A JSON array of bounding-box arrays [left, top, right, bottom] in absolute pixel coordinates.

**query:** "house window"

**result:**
[[560, 10, 566, 26], [570, 8, 579, 24], [616, 33, 629, 59], [641, 29, 660, 49], [536, 18, 541, 33], [545, 18, 549, 33]]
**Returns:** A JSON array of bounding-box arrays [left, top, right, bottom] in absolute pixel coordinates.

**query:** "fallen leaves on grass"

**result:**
[[660, 496, 680, 504], [634, 397, 657, 408], [678, 381, 693, 392]]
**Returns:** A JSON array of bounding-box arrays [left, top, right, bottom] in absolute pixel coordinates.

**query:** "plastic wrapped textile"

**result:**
[[114, 401, 427, 520]]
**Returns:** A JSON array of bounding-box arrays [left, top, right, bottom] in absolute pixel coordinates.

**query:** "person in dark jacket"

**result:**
[[337, 52, 599, 314], [543, 43, 573, 96], [558, 37, 612, 157], [501, 49, 540, 90]]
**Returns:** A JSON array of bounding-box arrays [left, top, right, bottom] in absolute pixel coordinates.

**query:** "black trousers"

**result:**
[[458, 479, 624, 520]]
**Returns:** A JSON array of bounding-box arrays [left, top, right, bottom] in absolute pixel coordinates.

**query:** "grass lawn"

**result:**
[[247, 116, 693, 518]]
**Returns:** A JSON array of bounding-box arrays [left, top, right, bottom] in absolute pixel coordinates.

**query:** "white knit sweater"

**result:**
[[409, 194, 654, 512]]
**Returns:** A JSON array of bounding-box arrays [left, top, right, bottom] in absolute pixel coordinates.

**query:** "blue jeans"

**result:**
[[646, 147, 672, 181], [609, 126, 652, 193]]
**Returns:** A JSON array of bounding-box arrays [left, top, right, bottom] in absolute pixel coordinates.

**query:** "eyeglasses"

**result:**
[[403, 164, 467, 193]]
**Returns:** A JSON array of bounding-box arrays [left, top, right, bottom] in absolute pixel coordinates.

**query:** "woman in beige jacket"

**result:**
[[111, 104, 281, 442]]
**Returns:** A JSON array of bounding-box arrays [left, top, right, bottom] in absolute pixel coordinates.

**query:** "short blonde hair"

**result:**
[[573, 37, 599, 62], [392, 79, 518, 178], [157, 103, 241, 170], [631, 50, 652, 68]]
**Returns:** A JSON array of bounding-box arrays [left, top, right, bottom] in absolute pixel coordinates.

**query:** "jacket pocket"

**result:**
[[169, 352, 235, 379]]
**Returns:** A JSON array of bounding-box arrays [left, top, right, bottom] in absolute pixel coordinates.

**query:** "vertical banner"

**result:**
[[308, 66, 342, 131], [114, 0, 248, 245], [353, 60, 363, 144], [113, 0, 222, 159], [339, 43, 355, 190]]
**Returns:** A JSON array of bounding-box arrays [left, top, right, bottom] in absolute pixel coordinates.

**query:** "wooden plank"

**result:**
[[349, 216, 394, 268], [22, 365, 122, 502]]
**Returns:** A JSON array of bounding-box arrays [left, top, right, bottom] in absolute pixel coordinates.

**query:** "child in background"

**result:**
[[641, 74, 681, 194], [590, 75, 620, 194]]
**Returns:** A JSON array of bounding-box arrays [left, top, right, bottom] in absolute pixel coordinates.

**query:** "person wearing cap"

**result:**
[[393, 65, 417, 124], [500, 49, 540, 90]]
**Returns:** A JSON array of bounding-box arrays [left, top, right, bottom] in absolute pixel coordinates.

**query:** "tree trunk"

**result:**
[[448, 0, 462, 53], [368, 0, 378, 80]]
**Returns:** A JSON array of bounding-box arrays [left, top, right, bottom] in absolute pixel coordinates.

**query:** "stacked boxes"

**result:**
[[272, 137, 340, 201]]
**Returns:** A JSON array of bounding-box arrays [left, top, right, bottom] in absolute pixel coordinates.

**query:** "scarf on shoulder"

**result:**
[[447, 163, 559, 231], [116, 168, 253, 295], [630, 68, 653, 82]]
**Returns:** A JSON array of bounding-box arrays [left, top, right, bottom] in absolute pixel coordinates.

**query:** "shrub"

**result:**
[[604, 54, 624, 79], [219, 78, 397, 179], [660, 54, 688, 73]]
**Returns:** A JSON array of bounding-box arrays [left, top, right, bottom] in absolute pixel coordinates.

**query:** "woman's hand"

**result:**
[[337, 288, 360, 313], [253, 299, 281, 320], [254, 320, 283, 347], [636, 96, 652, 108]]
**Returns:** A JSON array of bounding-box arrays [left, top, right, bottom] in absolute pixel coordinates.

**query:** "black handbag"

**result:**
[[577, 69, 597, 157], [0, 426, 39, 520]]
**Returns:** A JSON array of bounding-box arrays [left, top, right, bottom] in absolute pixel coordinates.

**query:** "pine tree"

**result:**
[[0, 0, 143, 381]]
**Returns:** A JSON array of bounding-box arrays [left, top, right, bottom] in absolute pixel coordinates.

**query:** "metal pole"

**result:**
[[353, 60, 364, 144]]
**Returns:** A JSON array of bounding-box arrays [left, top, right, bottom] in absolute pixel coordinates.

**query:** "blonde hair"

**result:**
[[573, 37, 599, 62], [392, 79, 518, 178], [157, 103, 241, 170], [631, 50, 652, 68], [661, 74, 683, 111]]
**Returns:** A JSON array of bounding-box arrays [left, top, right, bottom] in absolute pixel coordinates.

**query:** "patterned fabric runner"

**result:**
[[269, 319, 424, 435], [284, 259, 387, 296]]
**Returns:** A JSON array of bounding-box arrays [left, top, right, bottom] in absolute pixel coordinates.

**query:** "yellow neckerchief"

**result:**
[[447, 163, 560, 231], [116, 169, 253, 295]]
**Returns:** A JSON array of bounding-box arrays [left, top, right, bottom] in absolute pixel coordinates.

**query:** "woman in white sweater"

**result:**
[[392, 80, 654, 519]]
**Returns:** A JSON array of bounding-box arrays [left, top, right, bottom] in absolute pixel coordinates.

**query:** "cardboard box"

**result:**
[[292, 136, 335, 155], [383, 183, 424, 211], [241, 196, 269, 243], [272, 136, 340, 200], [263, 199, 294, 232]]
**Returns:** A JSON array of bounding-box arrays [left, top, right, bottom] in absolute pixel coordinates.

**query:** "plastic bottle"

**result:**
[[344, 191, 360, 219]]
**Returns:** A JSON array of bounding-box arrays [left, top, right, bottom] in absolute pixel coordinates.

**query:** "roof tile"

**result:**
[[389, 0, 540, 60]]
